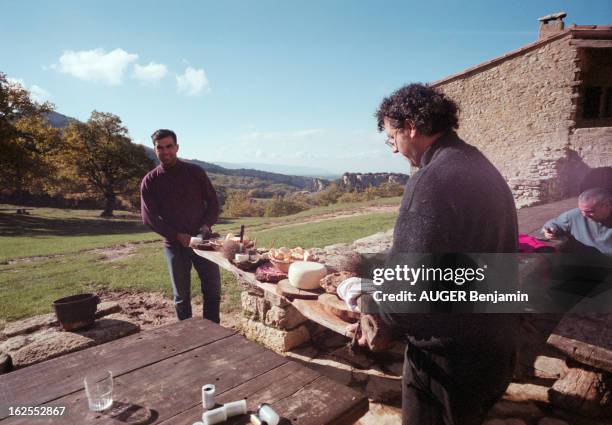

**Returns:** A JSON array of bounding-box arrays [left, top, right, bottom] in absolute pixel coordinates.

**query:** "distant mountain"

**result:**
[[214, 161, 338, 179], [140, 146, 329, 193], [44, 111, 77, 128]]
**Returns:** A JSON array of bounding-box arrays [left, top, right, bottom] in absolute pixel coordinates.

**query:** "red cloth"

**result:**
[[518, 233, 556, 253]]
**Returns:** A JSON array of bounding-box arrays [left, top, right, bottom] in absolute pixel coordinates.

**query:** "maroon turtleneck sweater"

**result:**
[[140, 160, 219, 246]]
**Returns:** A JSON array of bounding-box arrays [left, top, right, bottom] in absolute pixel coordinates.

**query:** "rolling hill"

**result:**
[[45, 111, 329, 195]]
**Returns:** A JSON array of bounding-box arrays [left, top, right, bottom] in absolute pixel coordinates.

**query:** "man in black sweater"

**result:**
[[359, 84, 519, 424]]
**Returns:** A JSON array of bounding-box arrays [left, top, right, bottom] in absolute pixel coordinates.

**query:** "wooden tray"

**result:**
[[276, 279, 322, 300], [318, 293, 360, 322]]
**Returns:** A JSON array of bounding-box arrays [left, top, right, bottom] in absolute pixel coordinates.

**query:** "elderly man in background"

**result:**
[[543, 187, 612, 257]]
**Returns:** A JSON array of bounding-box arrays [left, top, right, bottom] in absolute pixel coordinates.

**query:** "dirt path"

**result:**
[[96, 289, 242, 332], [261, 204, 398, 231]]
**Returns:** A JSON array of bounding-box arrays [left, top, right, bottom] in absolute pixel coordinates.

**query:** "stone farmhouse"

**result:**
[[433, 12, 612, 207]]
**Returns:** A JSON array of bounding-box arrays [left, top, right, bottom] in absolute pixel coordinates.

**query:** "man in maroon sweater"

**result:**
[[140, 129, 221, 323]]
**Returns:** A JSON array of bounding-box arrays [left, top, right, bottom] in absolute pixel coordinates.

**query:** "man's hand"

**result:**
[[543, 226, 558, 240], [177, 233, 191, 247], [345, 322, 368, 347]]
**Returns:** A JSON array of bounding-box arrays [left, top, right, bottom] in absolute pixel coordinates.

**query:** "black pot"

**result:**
[[52, 293, 100, 331]]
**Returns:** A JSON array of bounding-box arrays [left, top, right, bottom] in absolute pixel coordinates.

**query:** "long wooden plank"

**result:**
[[271, 375, 369, 425], [0, 319, 234, 420], [293, 298, 351, 336], [3, 334, 288, 425], [569, 39, 612, 48], [196, 251, 356, 336], [194, 250, 262, 287], [277, 279, 322, 300], [161, 361, 322, 425], [547, 313, 612, 372]]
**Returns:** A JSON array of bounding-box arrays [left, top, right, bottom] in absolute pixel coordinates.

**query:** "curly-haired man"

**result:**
[[365, 84, 519, 424]]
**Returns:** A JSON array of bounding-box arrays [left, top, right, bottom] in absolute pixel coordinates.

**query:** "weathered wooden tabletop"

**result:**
[[0, 319, 368, 425]]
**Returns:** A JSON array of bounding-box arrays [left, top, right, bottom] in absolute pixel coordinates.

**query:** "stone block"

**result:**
[[241, 291, 259, 319], [264, 305, 307, 330], [2, 313, 57, 338], [76, 314, 140, 345], [95, 301, 122, 318], [11, 331, 95, 369], [504, 383, 550, 403], [257, 296, 270, 320], [532, 356, 568, 380], [0, 334, 33, 353], [241, 318, 309, 352], [263, 290, 289, 308], [549, 367, 612, 417], [240, 292, 269, 321]]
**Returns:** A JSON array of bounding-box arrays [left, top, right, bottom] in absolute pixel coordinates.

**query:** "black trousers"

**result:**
[[402, 342, 515, 425]]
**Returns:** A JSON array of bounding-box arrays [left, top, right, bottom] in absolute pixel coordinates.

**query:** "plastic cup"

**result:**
[[84, 370, 113, 411]]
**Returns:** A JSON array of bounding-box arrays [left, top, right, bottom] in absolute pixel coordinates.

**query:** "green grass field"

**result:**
[[0, 201, 399, 323]]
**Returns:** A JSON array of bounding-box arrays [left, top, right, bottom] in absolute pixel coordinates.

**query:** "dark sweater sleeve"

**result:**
[[367, 173, 459, 336], [140, 176, 179, 241], [199, 169, 220, 227]]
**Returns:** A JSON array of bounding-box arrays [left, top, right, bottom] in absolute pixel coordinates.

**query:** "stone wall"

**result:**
[[569, 127, 612, 169], [433, 35, 603, 208]]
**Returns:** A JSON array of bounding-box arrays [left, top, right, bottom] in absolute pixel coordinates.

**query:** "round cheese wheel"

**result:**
[[288, 261, 327, 290]]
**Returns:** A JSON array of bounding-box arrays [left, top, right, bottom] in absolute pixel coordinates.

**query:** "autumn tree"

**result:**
[[62, 111, 154, 217], [0, 72, 58, 200]]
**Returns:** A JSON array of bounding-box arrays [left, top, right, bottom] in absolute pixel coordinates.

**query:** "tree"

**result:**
[[222, 190, 264, 217], [0, 72, 56, 200], [264, 195, 307, 217], [62, 111, 154, 217]]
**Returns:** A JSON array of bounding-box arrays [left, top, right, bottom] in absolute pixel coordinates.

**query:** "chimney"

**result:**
[[538, 12, 567, 39]]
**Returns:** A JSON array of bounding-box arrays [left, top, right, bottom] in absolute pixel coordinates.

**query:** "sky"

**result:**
[[3, 0, 611, 175]]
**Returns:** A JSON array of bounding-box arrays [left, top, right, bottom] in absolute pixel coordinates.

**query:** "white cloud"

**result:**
[[29, 85, 51, 102], [236, 129, 325, 142], [7, 78, 51, 102], [176, 67, 209, 96], [51, 48, 138, 85], [132, 62, 168, 84]]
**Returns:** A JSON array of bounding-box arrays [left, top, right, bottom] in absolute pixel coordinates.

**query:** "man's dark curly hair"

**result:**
[[376, 83, 459, 135]]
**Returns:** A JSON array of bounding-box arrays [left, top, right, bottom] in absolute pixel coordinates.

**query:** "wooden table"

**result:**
[[0, 319, 368, 425]]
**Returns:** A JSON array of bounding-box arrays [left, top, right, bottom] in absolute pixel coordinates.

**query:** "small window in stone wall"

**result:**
[[583, 86, 602, 119]]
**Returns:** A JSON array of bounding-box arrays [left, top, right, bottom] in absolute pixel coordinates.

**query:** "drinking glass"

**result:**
[[84, 370, 113, 411]]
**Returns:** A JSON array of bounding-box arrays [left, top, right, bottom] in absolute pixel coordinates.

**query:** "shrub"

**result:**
[[264, 195, 308, 217], [222, 190, 265, 217]]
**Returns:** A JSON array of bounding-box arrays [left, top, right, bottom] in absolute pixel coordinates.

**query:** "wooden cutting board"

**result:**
[[276, 279, 322, 300], [318, 293, 360, 322]]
